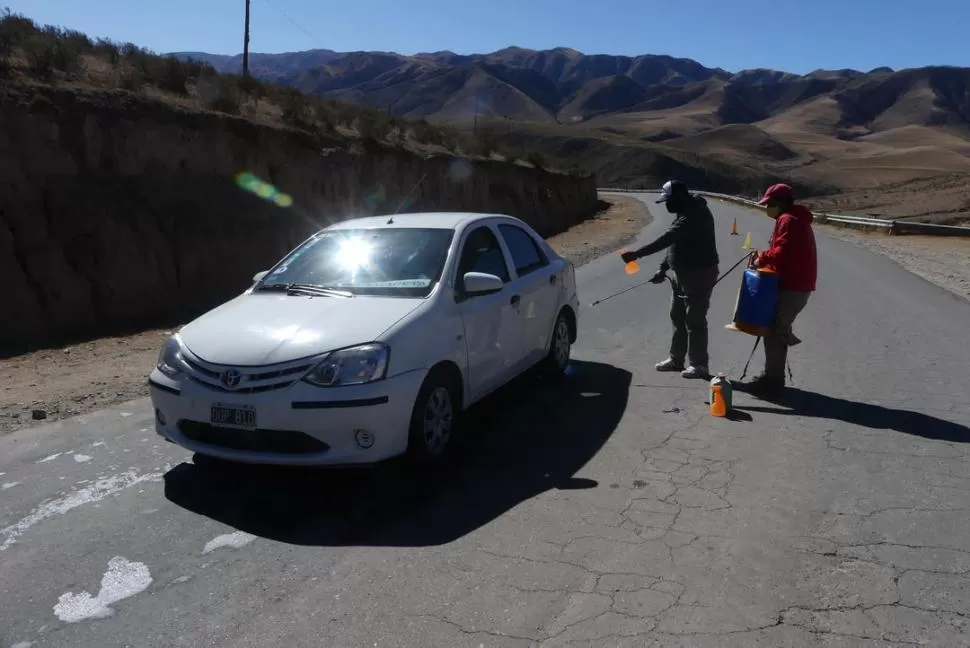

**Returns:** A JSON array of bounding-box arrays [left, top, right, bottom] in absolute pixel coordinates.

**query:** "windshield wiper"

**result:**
[[256, 283, 354, 298]]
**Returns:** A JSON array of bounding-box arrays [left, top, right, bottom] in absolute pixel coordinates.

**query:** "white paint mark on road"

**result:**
[[53, 556, 153, 623], [120, 412, 133, 418], [73, 454, 93, 463], [36, 453, 62, 464], [1, 467, 167, 551], [3, 482, 22, 490], [11, 641, 34, 648], [91, 441, 105, 447], [203, 531, 256, 555]]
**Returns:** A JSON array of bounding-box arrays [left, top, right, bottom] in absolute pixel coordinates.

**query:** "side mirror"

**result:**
[[462, 272, 504, 296], [252, 270, 269, 283]]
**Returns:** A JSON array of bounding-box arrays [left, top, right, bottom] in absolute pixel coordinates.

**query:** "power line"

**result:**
[[256, 0, 318, 44]]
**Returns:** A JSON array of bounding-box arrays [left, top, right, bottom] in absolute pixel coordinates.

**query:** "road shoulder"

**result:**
[[548, 194, 651, 267], [824, 230, 970, 302]]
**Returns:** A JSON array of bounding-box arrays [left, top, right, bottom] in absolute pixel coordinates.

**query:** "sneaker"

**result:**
[[681, 365, 710, 379], [655, 358, 685, 372]]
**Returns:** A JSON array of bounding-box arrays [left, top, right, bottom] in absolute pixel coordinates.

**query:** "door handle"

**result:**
[[549, 274, 557, 284], [510, 294, 520, 306]]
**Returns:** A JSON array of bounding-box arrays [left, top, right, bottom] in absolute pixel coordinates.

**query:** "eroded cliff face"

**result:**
[[0, 85, 598, 352]]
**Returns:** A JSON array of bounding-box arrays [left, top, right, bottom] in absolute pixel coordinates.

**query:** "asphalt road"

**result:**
[[2, 194, 970, 648]]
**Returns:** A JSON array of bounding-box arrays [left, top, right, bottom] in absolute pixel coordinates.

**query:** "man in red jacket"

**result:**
[[748, 183, 818, 394]]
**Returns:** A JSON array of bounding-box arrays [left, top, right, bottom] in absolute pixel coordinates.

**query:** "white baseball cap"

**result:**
[[656, 180, 688, 203]]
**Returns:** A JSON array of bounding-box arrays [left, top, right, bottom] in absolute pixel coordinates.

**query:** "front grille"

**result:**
[[186, 376, 298, 394], [180, 355, 315, 394], [179, 421, 330, 454]]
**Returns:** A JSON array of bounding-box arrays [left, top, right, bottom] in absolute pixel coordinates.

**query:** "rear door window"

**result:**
[[499, 224, 549, 277]]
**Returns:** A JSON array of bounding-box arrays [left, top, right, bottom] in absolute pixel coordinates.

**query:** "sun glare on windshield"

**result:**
[[334, 236, 373, 273]]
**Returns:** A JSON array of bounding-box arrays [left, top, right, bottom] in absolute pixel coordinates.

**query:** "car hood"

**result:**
[[178, 293, 423, 366]]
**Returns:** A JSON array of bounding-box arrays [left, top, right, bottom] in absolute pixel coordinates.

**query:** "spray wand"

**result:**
[[590, 250, 755, 308]]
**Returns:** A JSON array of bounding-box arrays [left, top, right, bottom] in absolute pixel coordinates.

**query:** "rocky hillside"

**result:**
[[0, 17, 598, 353]]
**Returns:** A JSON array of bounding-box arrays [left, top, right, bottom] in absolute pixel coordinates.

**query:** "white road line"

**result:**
[[1, 467, 169, 551]]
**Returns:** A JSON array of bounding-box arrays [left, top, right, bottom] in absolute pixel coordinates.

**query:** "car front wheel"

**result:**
[[407, 368, 459, 465]]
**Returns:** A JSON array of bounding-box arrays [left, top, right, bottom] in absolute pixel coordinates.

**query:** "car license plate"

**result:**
[[210, 404, 257, 429]]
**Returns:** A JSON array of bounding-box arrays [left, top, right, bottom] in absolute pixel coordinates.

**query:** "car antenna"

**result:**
[[387, 172, 428, 224]]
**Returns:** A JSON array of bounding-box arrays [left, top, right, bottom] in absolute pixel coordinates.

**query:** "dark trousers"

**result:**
[[669, 266, 718, 367], [763, 290, 812, 379]]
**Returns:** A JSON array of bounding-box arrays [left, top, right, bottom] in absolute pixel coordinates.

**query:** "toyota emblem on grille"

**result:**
[[220, 369, 242, 389]]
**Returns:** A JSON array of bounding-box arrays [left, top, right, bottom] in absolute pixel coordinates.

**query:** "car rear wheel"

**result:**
[[407, 368, 460, 465], [539, 310, 572, 381]]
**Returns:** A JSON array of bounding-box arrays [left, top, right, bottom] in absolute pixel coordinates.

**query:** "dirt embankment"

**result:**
[[0, 84, 600, 354]]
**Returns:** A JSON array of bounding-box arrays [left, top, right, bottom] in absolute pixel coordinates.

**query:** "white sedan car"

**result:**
[[149, 211, 580, 466]]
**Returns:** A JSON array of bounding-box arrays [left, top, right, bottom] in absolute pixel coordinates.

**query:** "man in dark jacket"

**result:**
[[622, 180, 720, 379], [747, 183, 818, 394]]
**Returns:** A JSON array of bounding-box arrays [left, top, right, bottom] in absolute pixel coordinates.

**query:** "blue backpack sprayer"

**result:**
[[724, 263, 790, 382]]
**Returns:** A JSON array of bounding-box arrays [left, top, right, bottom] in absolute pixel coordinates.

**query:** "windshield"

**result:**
[[257, 227, 455, 297]]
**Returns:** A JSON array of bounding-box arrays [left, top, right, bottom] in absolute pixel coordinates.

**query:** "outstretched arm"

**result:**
[[630, 218, 686, 259]]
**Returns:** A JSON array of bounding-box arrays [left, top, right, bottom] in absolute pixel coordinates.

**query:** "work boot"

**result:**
[[681, 365, 710, 379], [746, 374, 785, 395], [655, 358, 684, 372]]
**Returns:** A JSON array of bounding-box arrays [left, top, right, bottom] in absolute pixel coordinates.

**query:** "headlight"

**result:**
[[156, 335, 184, 378], [303, 343, 389, 387]]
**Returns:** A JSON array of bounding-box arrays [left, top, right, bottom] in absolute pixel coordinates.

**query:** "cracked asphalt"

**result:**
[[2, 193, 969, 647]]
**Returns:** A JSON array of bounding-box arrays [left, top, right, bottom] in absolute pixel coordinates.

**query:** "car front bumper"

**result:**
[[148, 367, 427, 466]]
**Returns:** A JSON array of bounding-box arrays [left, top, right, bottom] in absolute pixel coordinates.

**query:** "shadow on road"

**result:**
[[739, 387, 970, 443], [163, 360, 631, 547]]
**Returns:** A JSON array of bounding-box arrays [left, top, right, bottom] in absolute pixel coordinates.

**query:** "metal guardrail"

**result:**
[[599, 188, 970, 237]]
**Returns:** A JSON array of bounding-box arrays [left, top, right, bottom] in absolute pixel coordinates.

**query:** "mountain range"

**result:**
[[173, 47, 970, 224], [173, 47, 969, 127]]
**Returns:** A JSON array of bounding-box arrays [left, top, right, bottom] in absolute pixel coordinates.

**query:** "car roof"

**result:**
[[325, 211, 519, 231]]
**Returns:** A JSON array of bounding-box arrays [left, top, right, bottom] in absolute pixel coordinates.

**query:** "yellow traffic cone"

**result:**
[[730, 218, 738, 235], [742, 232, 753, 249]]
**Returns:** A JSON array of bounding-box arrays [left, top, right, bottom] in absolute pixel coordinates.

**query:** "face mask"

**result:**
[[766, 205, 782, 219], [665, 195, 685, 213]]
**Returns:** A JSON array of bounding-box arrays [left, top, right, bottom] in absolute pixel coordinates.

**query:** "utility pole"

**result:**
[[473, 93, 479, 136], [242, 0, 251, 79]]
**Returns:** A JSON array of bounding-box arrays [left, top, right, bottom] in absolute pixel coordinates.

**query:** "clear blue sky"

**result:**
[[13, 0, 970, 74]]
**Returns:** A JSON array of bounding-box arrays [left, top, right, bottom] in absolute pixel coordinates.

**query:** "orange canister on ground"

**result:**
[[710, 374, 732, 417]]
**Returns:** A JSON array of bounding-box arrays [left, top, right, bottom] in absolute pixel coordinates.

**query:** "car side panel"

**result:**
[[379, 294, 468, 387]]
